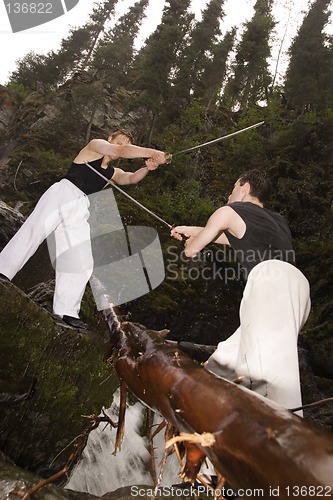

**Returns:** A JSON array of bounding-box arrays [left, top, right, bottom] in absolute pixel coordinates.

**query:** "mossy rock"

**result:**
[[0, 450, 98, 499], [0, 281, 119, 477]]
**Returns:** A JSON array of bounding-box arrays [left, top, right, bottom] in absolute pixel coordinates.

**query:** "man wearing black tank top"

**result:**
[[0, 130, 167, 330], [171, 169, 310, 415]]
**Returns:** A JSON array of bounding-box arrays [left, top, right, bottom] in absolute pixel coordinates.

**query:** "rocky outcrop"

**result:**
[[0, 278, 117, 477], [0, 450, 97, 499], [0, 200, 121, 484], [0, 200, 55, 291], [0, 200, 24, 248], [0, 451, 211, 500], [0, 85, 17, 134], [0, 205, 117, 475]]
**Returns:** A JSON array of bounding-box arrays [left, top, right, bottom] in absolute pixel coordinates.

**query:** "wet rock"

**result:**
[[0, 279, 118, 478], [0, 450, 98, 499], [0, 200, 24, 249]]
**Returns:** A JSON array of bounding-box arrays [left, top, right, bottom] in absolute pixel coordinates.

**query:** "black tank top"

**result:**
[[224, 202, 295, 274], [63, 157, 115, 195]]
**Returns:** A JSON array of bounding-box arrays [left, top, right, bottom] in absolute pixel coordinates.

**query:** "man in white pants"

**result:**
[[171, 169, 310, 415], [0, 129, 167, 330]]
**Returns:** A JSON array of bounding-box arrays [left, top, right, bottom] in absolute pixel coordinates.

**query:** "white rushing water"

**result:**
[[65, 390, 182, 497]]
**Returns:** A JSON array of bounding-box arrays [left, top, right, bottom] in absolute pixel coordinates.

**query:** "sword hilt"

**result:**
[[170, 224, 188, 244], [165, 153, 172, 164]]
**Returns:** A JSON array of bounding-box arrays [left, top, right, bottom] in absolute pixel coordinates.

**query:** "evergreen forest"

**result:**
[[0, 0, 333, 411]]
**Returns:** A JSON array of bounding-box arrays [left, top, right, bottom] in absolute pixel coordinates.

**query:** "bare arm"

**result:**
[[87, 139, 167, 163], [170, 226, 205, 239], [112, 158, 160, 186], [171, 206, 238, 257]]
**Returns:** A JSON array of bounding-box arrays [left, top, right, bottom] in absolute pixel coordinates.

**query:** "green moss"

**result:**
[[315, 376, 333, 392], [0, 282, 120, 474]]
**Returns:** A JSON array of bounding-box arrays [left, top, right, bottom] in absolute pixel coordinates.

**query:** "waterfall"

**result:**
[[65, 390, 182, 497]]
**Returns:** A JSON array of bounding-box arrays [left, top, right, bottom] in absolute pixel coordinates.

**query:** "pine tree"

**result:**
[[284, 0, 333, 113], [51, 0, 119, 80], [129, 0, 194, 142], [198, 28, 236, 111], [223, 0, 275, 111], [9, 52, 53, 89], [92, 0, 149, 87], [173, 0, 226, 105], [10, 0, 118, 88]]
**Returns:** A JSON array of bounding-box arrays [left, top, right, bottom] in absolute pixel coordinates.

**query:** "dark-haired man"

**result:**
[[171, 169, 310, 415], [0, 130, 167, 329]]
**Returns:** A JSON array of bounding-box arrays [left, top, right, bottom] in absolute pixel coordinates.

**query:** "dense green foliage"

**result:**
[[285, 0, 333, 113], [0, 0, 332, 368], [223, 0, 276, 110]]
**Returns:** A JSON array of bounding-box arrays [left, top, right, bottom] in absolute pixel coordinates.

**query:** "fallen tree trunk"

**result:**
[[105, 308, 333, 500]]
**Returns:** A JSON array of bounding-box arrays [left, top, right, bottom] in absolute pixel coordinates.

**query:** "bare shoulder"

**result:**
[[73, 139, 106, 163], [209, 205, 236, 222], [211, 205, 245, 238], [86, 138, 108, 151], [206, 205, 242, 235]]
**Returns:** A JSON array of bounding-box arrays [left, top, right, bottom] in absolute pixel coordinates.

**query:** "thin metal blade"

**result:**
[[109, 180, 173, 229], [172, 121, 265, 158], [85, 163, 173, 229]]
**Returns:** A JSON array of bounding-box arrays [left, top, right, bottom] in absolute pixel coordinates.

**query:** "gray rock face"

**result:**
[[0, 200, 54, 291], [0, 204, 118, 482], [0, 278, 116, 474], [0, 200, 24, 249]]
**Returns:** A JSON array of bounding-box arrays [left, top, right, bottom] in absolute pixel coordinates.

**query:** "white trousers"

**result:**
[[205, 260, 311, 415], [0, 179, 93, 318]]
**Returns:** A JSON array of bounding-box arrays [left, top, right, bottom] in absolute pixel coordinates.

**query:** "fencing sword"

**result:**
[[167, 120, 265, 161], [85, 120, 265, 228], [85, 162, 173, 229]]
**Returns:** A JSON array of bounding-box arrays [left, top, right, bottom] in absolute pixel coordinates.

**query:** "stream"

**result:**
[[65, 390, 190, 496]]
